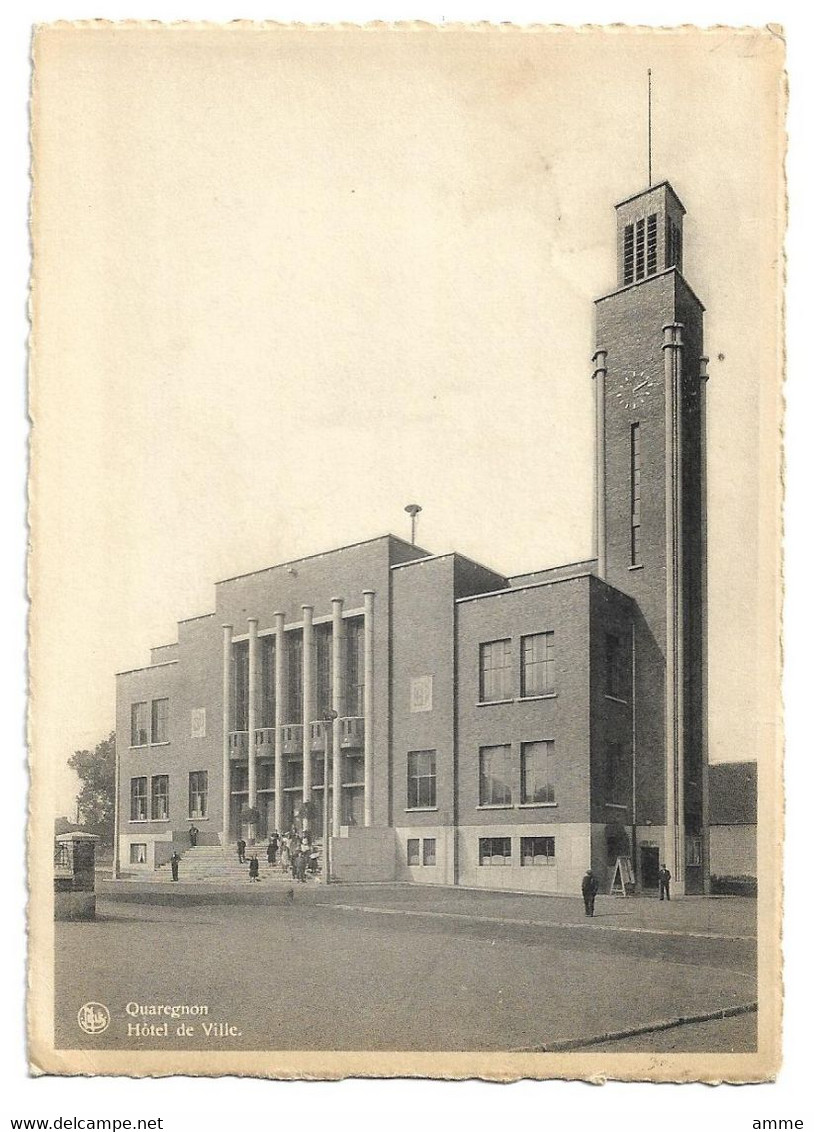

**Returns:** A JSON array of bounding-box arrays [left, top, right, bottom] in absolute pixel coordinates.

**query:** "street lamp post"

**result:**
[[322, 709, 338, 884]]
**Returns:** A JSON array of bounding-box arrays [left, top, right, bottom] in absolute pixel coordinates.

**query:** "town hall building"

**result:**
[[114, 176, 710, 896]]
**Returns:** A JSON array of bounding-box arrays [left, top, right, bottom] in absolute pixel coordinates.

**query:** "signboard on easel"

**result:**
[[610, 855, 635, 896]]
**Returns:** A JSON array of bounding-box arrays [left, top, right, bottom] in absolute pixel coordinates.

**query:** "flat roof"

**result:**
[[391, 549, 507, 580], [216, 533, 431, 586], [456, 572, 593, 604], [115, 659, 179, 677]]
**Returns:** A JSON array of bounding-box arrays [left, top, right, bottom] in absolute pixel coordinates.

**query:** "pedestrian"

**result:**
[[582, 868, 598, 917], [188, 825, 199, 847], [237, 838, 246, 864], [249, 854, 260, 882], [267, 838, 275, 866], [309, 848, 319, 874], [170, 851, 181, 882], [659, 864, 671, 901], [280, 836, 290, 871], [297, 850, 308, 883]]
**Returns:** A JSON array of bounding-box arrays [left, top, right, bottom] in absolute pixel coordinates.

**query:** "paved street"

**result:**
[[55, 886, 756, 1053]]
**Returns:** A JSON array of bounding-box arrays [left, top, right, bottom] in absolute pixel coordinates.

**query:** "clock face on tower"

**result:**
[[615, 370, 654, 411]]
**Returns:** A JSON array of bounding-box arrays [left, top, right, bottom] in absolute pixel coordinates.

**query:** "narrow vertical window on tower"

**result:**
[[646, 213, 657, 274], [623, 223, 634, 285], [635, 218, 645, 281], [631, 422, 642, 565]]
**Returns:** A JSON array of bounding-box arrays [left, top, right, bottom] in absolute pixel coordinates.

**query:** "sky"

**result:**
[[30, 25, 784, 816]]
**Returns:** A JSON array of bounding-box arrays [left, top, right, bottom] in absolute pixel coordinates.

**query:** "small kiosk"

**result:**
[[54, 832, 100, 920]]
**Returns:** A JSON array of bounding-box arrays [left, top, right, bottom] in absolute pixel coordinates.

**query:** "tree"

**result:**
[[68, 731, 116, 847]]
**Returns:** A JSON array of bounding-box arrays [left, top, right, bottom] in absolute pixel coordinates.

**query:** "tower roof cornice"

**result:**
[[615, 180, 686, 215]]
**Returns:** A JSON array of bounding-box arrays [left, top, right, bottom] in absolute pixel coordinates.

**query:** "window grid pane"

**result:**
[[520, 836, 556, 866], [423, 838, 436, 866], [479, 837, 512, 865], [407, 750, 437, 809], [407, 838, 420, 866], [131, 702, 148, 747], [520, 632, 555, 696], [479, 744, 512, 806], [130, 777, 148, 821], [479, 639, 512, 702], [189, 771, 208, 819], [623, 223, 634, 285], [151, 698, 169, 744], [521, 740, 555, 804], [150, 774, 169, 820]]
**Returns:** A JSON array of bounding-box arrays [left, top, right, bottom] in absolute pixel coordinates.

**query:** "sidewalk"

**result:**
[[313, 882, 757, 940]]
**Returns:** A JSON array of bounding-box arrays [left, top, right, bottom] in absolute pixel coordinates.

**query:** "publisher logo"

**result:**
[[77, 1002, 110, 1035]]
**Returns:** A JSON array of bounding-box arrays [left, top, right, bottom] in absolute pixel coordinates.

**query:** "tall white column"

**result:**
[[301, 605, 314, 829], [592, 349, 608, 579], [247, 618, 258, 842], [663, 322, 685, 891], [363, 590, 375, 827], [273, 611, 285, 834], [331, 597, 344, 833], [221, 623, 233, 849]]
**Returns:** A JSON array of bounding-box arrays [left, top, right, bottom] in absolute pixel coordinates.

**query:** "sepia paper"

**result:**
[[28, 22, 785, 1081]]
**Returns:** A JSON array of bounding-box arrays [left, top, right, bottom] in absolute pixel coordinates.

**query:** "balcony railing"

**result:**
[[339, 716, 365, 749], [309, 721, 328, 752], [255, 727, 275, 753], [228, 731, 248, 759], [281, 724, 303, 754]]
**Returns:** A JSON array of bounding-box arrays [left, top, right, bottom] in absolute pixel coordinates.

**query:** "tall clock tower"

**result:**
[[593, 181, 709, 895]]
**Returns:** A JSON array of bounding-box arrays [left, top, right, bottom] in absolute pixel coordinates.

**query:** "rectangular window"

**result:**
[[233, 641, 249, 732], [151, 698, 169, 744], [631, 422, 642, 565], [646, 213, 657, 275], [315, 624, 333, 719], [667, 216, 683, 271], [623, 223, 634, 285], [260, 636, 276, 728], [188, 771, 208, 819], [521, 740, 555, 804], [407, 838, 420, 866], [635, 217, 645, 280], [479, 744, 513, 806], [520, 632, 555, 696], [130, 776, 148, 822], [286, 631, 303, 722], [479, 837, 512, 866], [606, 741, 624, 803], [479, 639, 512, 702], [606, 633, 625, 699], [423, 838, 437, 866], [345, 618, 365, 716], [150, 774, 169, 820], [520, 836, 556, 866], [130, 702, 149, 747], [129, 843, 147, 865], [687, 836, 703, 867], [407, 749, 437, 809]]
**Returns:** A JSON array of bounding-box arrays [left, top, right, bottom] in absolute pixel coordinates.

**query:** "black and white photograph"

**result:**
[[28, 22, 784, 1081]]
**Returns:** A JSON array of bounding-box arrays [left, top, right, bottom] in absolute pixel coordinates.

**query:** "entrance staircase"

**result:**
[[153, 842, 323, 885]]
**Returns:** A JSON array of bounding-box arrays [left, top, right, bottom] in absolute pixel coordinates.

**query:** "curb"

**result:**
[[521, 1001, 758, 1053]]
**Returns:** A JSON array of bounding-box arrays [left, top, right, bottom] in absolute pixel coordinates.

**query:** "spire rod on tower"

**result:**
[[648, 68, 652, 187]]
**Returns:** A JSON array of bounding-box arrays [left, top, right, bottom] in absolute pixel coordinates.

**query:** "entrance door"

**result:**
[[640, 846, 660, 890]]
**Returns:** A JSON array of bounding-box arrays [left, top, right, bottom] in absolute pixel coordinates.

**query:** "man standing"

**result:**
[[659, 864, 672, 901], [237, 837, 246, 864], [188, 825, 199, 847], [170, 851, 181, 882], [582, 868, 598, 917], [248, 854, 260, 882]]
